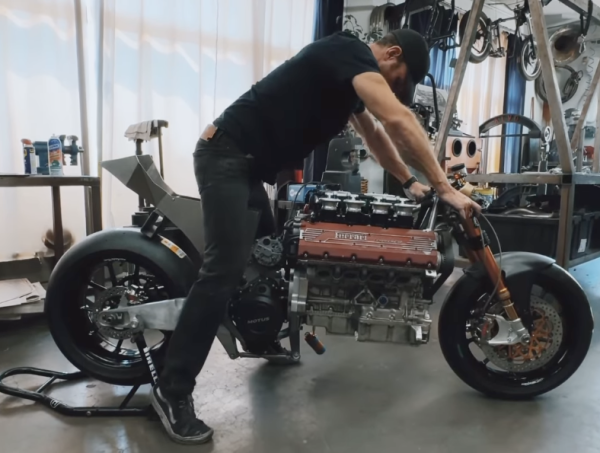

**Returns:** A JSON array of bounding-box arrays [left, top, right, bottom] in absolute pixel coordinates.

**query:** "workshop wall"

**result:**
[[0, 0, 316, 262], [98, 0, 315, 229], [0, 0, 87, 263]]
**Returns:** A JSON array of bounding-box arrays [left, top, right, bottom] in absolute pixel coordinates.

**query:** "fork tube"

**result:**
[[460, 215, 520, 321]]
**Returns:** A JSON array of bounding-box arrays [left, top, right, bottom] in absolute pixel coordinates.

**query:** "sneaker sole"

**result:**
[[150, 390, 214, 445]]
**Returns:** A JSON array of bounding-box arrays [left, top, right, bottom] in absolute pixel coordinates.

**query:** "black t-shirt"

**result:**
[[213, 32, 380, 184]]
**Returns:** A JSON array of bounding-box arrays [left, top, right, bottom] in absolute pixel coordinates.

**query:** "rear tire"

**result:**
[[438, 264, 593, 399], [46, 229, 197, 386]]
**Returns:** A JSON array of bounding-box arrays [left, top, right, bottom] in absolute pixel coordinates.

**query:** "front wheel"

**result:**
[[438, 264, 593, 399]]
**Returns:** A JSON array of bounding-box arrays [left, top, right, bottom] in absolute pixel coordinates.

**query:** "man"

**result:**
[[151, 28, 481, 445]]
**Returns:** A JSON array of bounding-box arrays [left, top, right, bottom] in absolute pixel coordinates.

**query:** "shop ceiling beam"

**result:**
[[529, 0, 574, 173], [558, 0, 600, 25], [435, 0, 485, 164]]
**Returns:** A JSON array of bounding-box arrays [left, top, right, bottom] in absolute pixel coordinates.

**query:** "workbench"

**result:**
[[0, 175, 102, 261]]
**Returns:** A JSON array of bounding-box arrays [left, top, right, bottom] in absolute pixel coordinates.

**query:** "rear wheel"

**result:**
[[47, 252, 189, 386], [438, 265, 593, 399]]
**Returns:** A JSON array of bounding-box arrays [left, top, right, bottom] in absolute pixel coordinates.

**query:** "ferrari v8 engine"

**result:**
[[288, 190, 448, 345]]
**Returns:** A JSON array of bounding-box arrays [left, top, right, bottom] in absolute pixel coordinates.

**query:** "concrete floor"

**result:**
[[2, 265, 600, 453]]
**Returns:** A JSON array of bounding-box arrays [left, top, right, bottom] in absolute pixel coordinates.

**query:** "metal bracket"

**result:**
[[485, 315, 531, 346]]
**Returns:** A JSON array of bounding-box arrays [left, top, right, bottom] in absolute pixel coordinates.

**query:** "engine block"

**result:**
[[288, 190, 444, 346]]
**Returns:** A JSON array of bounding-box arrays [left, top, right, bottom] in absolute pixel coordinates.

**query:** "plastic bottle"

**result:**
[[21, 139, 37, 175], [48, 134, 64, 176]]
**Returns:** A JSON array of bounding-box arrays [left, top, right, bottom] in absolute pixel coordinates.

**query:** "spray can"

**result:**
[[304, 331, 326, 355], [48, 134, 64, 176], [21, 139, 37, 175]]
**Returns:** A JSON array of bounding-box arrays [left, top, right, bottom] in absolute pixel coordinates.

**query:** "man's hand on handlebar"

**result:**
[[406, 181, 431, 202], [439, 188, 482, 219]]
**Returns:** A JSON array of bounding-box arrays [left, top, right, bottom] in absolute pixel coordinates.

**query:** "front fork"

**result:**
[[459, 215, 532, 345]]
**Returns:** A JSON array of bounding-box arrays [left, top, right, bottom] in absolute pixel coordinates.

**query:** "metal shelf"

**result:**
[[0, 299, 45, 318], [571, 174, 600, 185], [466, 173, 562, 184], [0, 174, 102, 260], [568, 250, 600, 268], [0, 175, 100, 188], [466, 173, 600, 185]]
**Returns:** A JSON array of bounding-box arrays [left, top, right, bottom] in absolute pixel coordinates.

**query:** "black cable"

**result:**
[[425, 73, 440, 131], [446, 0, 455, 35], [580, 0, 592, 37]]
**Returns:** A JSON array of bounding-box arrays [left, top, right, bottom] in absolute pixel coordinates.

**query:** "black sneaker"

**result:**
[[150, 385, 214, 445]]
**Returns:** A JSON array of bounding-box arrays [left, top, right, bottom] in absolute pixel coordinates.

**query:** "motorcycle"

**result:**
[[45, 153, 593, 400]]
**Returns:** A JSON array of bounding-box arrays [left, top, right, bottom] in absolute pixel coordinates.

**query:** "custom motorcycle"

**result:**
[[45, 154, 593, 399]]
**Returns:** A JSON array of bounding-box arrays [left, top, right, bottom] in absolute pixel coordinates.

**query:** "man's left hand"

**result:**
[[406, 181, 431, 202]]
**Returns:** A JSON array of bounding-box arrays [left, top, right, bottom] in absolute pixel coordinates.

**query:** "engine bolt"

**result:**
[[323, 253, 329, 259], [379, 257, 384, 264], [303, 252, 309, 258], [351, 255, 357, 261], [406, 259, 412, 267]]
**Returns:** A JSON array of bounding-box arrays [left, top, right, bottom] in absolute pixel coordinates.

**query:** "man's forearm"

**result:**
[[382, 109, 453, 194], [362, 124, 413, 184]]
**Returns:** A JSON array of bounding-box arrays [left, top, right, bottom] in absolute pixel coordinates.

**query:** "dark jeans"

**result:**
[[160, 131, 275, 397]]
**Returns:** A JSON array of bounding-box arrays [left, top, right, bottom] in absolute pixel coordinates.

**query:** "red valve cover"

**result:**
[[298, 221, 439, 268]]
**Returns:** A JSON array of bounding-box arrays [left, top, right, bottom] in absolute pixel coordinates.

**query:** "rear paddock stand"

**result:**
[[0, 334, 156, 417]]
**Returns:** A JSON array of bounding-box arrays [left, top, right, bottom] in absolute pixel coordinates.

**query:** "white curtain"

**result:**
[[0, 0, 315, 261], [99, 0, 315, 228], [0, 0, 87, 261], [456, 32, 508, 173]]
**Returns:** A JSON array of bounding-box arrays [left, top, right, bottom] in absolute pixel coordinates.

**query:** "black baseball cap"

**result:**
[[390, 29, 430, 105]]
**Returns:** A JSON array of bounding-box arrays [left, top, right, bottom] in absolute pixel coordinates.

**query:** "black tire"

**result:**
[[459, 10, 491, 64], [46, 228, 198, 386], [438, 264, 593, 399], [519, 38, 541, 81], [535, 65, 580, 104]]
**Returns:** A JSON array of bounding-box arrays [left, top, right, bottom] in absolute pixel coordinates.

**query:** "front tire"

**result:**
[[438, 264, 593, 399]]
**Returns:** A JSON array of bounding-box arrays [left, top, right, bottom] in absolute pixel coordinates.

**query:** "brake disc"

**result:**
[[480, 296, 563, 372], [92, 287, 141, 340]]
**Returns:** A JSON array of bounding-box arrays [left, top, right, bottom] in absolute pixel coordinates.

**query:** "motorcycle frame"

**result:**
[[100, 155, 524, 361]]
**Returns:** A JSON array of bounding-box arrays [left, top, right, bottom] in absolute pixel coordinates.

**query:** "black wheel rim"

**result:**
[[459, 283, 572, 387], [521, 40, 541, 79], [470, 21, 489, 57], [69, 258, 172, 370]]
